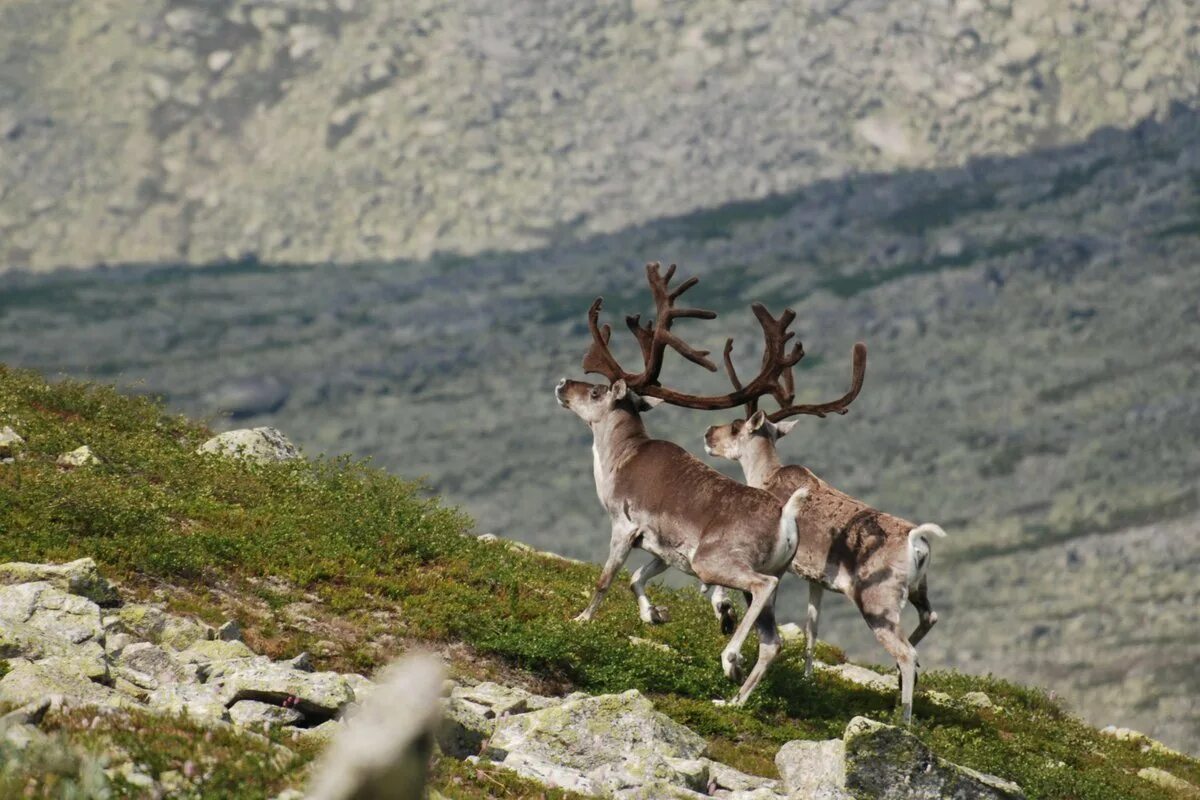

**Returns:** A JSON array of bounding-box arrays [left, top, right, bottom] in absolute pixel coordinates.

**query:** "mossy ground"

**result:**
[[1, 365, 1197, 799]]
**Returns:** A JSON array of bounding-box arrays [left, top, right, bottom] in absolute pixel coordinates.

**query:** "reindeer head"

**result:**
[[704, 411, 801, 460], [703, 327, 868, 464], [555, 378, 662, 425]]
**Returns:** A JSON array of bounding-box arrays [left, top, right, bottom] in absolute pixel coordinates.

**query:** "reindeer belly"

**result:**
[[637, 528, 697, 576]]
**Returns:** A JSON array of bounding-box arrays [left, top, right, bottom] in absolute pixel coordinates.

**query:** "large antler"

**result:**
[[725, 329, 867, 421], [584, 266, 807, 410], [583, 262, 719, 389]]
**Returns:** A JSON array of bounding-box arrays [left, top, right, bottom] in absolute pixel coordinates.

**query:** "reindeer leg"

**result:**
[[804, 582, 824, 678], [710, 586, 737, 634], [693, 555, 780, 700], [730, 593, 781, 705], [630, 557, 669, 624], [857, 583, 918, 724], [574, 520, 637, 622], [907, 577, 938, 648]]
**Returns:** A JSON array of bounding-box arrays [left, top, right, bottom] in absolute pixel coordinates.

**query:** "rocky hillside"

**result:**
[[1, 0, 1197, 270], [3, 369, 1200, 798], [2, 101, 1198, 752]]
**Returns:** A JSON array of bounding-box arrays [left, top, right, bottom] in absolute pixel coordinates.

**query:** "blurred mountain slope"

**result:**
[[1, 0, 1198, 270]]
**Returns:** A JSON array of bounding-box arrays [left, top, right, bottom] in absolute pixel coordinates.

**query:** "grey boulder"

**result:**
[[196, 427, 301, 462]]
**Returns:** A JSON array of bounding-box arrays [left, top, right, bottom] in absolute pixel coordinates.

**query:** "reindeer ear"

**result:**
[[747, 410, 768, 431], [774, 419, 800, 437], [635, 395, 665, 412], [610, 379, 628, 400]]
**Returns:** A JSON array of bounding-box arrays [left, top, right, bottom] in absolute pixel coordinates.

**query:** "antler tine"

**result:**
[[631, 301, 803, 410], [581, 297, 630, 383], [628, 262, 719, 387], [722, 339, 758, 417], [766, 342, 867, 422]]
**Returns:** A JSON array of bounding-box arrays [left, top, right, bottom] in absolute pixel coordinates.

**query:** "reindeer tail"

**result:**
[[906, 523, 946, 590]]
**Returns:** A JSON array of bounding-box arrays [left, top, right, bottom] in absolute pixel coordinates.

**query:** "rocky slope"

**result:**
[[2, 556, 1192, 799], [1, 0, 1198, 270], [4, 384, 1200, 798]]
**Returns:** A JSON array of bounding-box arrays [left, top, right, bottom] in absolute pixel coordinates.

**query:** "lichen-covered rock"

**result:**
[[210, 661, 355, 718], [146, 683, 230, 724], [437, 696, 494, 757], [706, 760, 783, 796], [217, 619, 243, 641], [1136, 767, 1200, 795], [114, 604, 213, 651], [117, 642, 197, 687], [175, 638, 257, 666], [485, 690, 707, 795], [843, 717, 1025, 799], [230, 699, 304, 729], [0, 661, 130, 711], [0, 581, 108, 679], [196, 427, 301, 462], [0, 558, 119, 606], [817, 663, 899, 693], [775, 738, 850, 800], [56, 445, 100, 468], [451, 681, 533, 717]]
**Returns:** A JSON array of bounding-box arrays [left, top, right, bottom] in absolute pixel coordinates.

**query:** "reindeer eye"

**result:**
[[591, 387, 603, 398], [732, 421, 742, 433]]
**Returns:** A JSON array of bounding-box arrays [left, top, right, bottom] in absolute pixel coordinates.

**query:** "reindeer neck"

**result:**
[[740, 435, 783, 489], [591, 407, 650, 471]]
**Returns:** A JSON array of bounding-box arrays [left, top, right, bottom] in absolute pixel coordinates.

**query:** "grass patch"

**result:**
[[1, 706, 311, 799], [0, 365, 1196, 799]]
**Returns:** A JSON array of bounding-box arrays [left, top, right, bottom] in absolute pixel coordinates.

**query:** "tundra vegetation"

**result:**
[[1, 366, 1198, 798]]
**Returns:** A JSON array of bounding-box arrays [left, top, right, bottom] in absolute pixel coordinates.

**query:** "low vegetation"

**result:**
[[1, 365, 1197, 799]]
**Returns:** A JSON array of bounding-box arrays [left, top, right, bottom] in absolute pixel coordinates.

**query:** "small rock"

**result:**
[[778, 623, 804, 644], [208, 50, 234, 73], [817, 662, 898, 692], [196, 427, 301, 462], [452, 682, 532, 717], [1137, 767, 1199, 794], [56, 445, 99, 468], [343, 672, 373, 702], [217, 620, 243, 642], [0, 426, 24, 458], [230, 699, 304, 729], [962, 690, 996, 709], [285, 651, 314, 672]]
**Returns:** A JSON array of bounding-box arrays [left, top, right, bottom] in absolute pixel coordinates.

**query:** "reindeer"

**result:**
[[554, 262, 812, 705], [702, 317, 946, 723]]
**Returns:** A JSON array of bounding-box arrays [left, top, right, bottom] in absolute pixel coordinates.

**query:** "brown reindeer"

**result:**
[[555, 263, 811, 705], [702, 324, 946, 723]]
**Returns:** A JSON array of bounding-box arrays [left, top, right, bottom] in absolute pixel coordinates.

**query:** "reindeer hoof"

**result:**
[[572, 611, 593, 623], [719, 606, 737, 635], [722, 651, 744, 683], [649, 605, 670, 624]]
